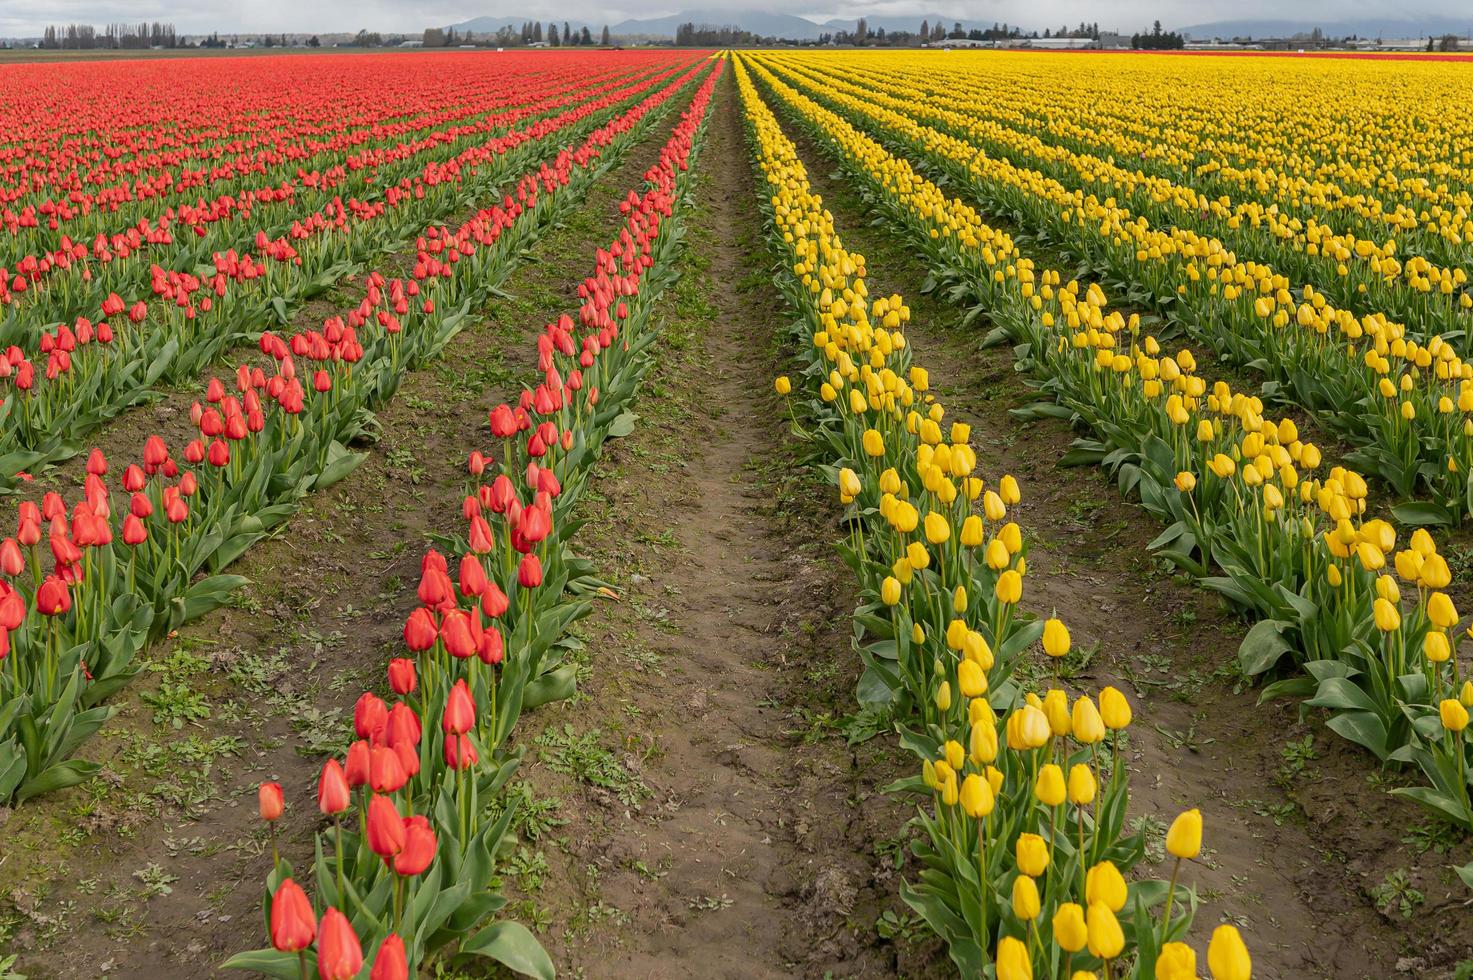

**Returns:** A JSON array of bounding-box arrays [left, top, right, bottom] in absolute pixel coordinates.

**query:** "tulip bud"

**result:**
[[1440, 698, 1470, 732], [387, 658, 416, 695], [1052, 902, 1087, 953], [371, 934, 409, 980], [1011, 873, 1041, 921], [1086, 901, 1125, 959], [318, 760, 351, 816], [393, 814, 438, 877], [1015, 833, 1049, 877], [1207, 924, 1252, 980], [258, 781, 284, 822], [269, 878, 316, 953], [1156, 942, 1197, 980], [995, 936, 1030, 980], [366, 793, 406, 859], [1086, 861, 1128, 912], [315, 907, 363, 980], [1035, 763, 1066, 807], [442, 679, 476, 735], [1166, 808, 1203, 859], [1099, 686, 1132, 729], [1042, 617, 1071, 657]]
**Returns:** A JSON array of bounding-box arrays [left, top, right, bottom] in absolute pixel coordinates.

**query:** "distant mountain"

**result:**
[[1174, 16, 1473, 39], [446, 9, 974, 41], [609, 9, 821, 38], [445, 15, 595, 35]]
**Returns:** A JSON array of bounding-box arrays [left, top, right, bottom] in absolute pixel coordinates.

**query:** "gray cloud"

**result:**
[[0, 0, 1467, 38]]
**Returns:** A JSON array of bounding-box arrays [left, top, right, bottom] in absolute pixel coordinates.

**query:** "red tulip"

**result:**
[[258, 781, 284, 822], [370, 934, 408, 980], [403, 607, 438, 652], [393, 815, 437, 877], [315, 907, 363, 980], [417, 566, 454, 609], [269, 878, 316, 953], [85, 448, 107, 476], [0, 538, 24, 576], [489, 404, 518, 438], [467, 451, 487, 476], [467, 514, 495, 555], [440, 610, 476, 660], [369, 745, 407, 794], [385, 702, 421, 748], [354, 692, 388, 741], [480, 582, 508, 618], [36, 575, 71, 616], [478, 626, 504, 666], [318, 759, 350, 816], [344, 740, 371, 789], [444, 733, 479, 770], [518, 554, 543, 589], [442, 679, 475, 735], [122, 515, 147, 546], [365, 793, 406, 859], [123, 464, 146, 492], [387, 658, 416, 695], [0, 587, 25, 630]]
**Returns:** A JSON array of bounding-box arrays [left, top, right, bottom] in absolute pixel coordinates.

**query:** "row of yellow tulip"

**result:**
[[755, 52, 1473, 525], [792, 51, 1473, 321], [777, 53, 1467, 334], [737, 55, 1253, 980], [739, 53, 1473, 842]]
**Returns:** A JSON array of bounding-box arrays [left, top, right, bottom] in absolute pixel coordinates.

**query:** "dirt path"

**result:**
[[774, 120, 1460, 977], [505, 73, 940, 980], [0, 88, 701, 980]]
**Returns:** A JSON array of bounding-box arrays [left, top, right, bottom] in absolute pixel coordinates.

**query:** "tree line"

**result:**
[[39, 22, 178, 49], [423, 23, 613, 47]]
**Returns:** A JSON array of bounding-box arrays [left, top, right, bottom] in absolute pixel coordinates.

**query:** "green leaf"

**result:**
[[606, 412, 638, 439], [1390, 501, 1454, 527], [461, 920, 555, 979], [1237, 619, 1294, 676]]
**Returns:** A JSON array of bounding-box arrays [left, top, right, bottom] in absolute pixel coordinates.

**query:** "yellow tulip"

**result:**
[[1015, 832, 1049, 877], [995, 569, 1023, 604], [995, 936, 1031, 980], [1035, 763, 1066, 807], [1072, 695, 1106, 744], [958, 659, 987, 698], [1099, 686, 1133, 729], [1166, 808, 1203, 860], [1156, 942, 1198, 980], [959, 773, 994, 818], [1428, 591, 1459, 629], [1440, 698, 1470, 733], [1042, 617, 1071, 657], [880, 576, 902, 606], [862, 428, 885, 457], [924, 511, 950, 544], [1011, 874, 1041, 921], [1085, 860, 1128, 911], [1207, 924, 1252, 980], [1067, 763, 1097, 805], [1053, 901, 1088, 952], [1086, 902, 1125, 959], [774, 376, 791, 395]]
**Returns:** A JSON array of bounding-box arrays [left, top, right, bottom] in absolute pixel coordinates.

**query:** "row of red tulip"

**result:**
[[0, 58, 676, 324], [0, 60, 704, 496], [0, 54, 680, 260], [226, 59, 721, 980], [0, 57, 714, 808]]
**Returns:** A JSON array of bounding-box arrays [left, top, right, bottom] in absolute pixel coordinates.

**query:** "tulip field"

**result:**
[[2, 44, 1473, 980]]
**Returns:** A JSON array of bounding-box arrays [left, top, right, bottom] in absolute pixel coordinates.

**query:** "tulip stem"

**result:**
[[334, 817, 344, 902], [1159, 856, 1182, 945], [298, 950, 309, 980]]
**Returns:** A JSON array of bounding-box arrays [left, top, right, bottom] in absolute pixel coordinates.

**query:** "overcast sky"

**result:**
[[0, 0, 1466, 38]]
